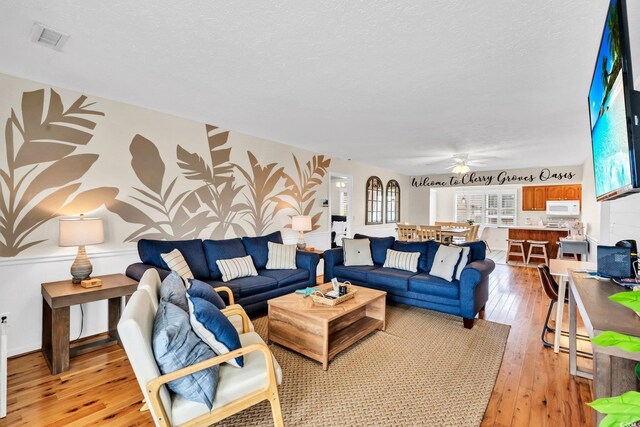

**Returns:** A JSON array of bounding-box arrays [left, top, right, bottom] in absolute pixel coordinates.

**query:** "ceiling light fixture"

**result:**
[[335, 181, 346, 188], [452, 163, 470, 174]]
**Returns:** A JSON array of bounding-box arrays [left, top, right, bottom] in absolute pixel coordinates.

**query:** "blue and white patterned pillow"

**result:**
[[152, 299, 219, 409], [187, 295, 244, 368], [187, 278, 227, 309]]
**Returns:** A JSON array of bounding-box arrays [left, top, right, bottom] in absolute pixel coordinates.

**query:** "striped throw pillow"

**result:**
[[383, 249, 420, 273], [265, 241, 297, 270], [216, 256, 258, 282], [161, 249, 194, 281]]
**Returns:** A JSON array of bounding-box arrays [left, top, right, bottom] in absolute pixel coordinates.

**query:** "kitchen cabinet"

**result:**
[[522, 184, 582, 211]]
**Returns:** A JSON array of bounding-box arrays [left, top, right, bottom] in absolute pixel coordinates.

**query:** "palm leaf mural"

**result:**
[[0, 89, 117, 257], [276, 154, 331, 231], [232, 151, 286, 235], [176, 125, 245, 239], [107, 135, 212, 241]]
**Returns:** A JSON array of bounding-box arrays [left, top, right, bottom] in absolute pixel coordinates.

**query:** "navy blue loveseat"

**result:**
[[324, 234, 495, 328], [126, 231, 319, 316]]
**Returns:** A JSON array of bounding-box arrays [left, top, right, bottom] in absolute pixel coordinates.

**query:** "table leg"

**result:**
[[42, 299, 70, 375], [108, 297, 122, 344], [554, 277, 567, 353], [569, 285, 577, 376]]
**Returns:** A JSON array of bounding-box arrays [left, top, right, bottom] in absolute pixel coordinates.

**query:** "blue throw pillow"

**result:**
[[188, 278, 227, 309], [353, 234, 394, 265], [203, 238, 248, 280], [159, 271, 188, 312], [188, 295, 244, 368], [241, 231, 283, 270], [152, 299, 219, 409]]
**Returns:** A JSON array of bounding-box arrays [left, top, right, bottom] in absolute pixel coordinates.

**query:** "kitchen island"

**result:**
[[500, 226, 570, 262]]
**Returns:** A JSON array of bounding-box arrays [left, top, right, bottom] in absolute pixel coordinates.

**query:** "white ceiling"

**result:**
[[0, 1, 618, 175]]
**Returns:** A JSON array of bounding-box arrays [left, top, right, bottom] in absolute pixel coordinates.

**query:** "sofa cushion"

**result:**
[[391, 241, 431, 272], [187, 295, 244, 368], [343, 238, 374, 266], [259, 268, 309, 287], [365, 267, 414, 292], [242, 231, 283, 270], [159, 271, 188, 312], [187, 279, 226, 310], [152, 300, 219, 409], [265, 242, 297, 270], [232, 275, 278, 298], [453, 246, 471, 281], [409, 273, 460, 300], [460, 240, 487, 262], [138, 239, 209, 280], [354, 234, 395, 265], [203, 238, 247, 280], [216, 255, 258, 282], [333, 265, 379, 282]]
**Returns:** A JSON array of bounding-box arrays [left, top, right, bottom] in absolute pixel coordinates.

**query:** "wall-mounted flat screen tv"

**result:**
[[588, 0, 640, 201]]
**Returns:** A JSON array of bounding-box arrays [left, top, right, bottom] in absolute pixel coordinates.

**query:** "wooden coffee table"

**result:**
[[267, 285, 386, 370]]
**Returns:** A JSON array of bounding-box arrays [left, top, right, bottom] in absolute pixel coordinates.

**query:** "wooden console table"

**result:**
[[568, 270, 640, 425], [41, 273, 138, 375]]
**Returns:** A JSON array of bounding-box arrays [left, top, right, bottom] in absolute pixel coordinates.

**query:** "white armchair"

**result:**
[[119, 270, 283, 426]]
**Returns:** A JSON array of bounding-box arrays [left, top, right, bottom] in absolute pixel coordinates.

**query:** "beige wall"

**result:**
[[0, 72, 410, 257]]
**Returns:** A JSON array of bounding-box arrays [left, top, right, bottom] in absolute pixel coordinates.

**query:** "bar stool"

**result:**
[[527, 240, 549, 265], [506, 239, 527, 264]]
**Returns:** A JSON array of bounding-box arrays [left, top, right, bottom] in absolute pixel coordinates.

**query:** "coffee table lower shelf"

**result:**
[[328, 316, 383, 361]]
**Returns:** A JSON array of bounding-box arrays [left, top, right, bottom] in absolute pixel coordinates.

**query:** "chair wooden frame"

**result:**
[[214, 286, 235, 305], [145, 307, 284, 427], [397, 224, 417, 242], [417, 225, 442, 242]]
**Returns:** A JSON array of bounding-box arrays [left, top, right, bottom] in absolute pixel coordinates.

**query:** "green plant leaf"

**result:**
[[610, 291, 640, 313], [592, 331, 640, 353], [636, 362, 640, 381], [587, 391, 640, 416]]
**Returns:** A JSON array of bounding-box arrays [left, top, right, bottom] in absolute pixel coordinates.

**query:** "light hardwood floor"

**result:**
[[0, 262, 595, 426]]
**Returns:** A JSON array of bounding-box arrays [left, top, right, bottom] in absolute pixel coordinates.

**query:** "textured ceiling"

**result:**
[[0, 1, 619, 175]]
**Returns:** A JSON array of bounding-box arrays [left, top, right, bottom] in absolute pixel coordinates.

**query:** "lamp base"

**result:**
[[296, 231, 307, 250], [70, 245, 93, 284]]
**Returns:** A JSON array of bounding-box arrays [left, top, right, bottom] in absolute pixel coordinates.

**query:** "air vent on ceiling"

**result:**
[[30, 23, 69, 51]]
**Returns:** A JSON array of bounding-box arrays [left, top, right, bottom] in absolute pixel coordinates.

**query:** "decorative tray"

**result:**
[[311, 283, 357, 306]]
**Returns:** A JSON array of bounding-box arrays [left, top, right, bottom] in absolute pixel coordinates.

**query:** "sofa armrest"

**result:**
[[323, 248, 344, 280], [126, 263, 170, 282], [296, 250, 320, 286], [459, 259, 495, 319]]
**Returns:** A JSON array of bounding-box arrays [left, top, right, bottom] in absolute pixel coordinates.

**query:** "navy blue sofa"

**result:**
[[324, 234, 495, 328], [126, 231, 319, 316]]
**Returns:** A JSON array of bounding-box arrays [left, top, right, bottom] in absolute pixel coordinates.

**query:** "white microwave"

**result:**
[[546, 200, 580, 216]]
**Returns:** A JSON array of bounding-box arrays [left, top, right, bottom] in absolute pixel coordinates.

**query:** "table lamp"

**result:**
[[59, 216, 104, 284], [291, 216, 312, 250]]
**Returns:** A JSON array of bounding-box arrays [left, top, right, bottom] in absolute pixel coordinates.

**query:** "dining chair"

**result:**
[[477, 225, 491, 252], [397, 224, 418, 241], [537, 264, 591, 356], [434, 221, 453, 227], [417, 225, 442, 242]]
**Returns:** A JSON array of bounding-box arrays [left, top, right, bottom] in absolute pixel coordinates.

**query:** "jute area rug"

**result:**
[[217, 303, 510, 427]]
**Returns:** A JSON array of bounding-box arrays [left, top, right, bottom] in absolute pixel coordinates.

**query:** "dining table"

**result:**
[[549, 258, 597, 353], [439, 226, 470, 240]]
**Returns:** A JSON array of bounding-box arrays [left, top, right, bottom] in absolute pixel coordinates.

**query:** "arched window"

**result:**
[[386, 180, 400, 223], [365, 176, 384, 225]]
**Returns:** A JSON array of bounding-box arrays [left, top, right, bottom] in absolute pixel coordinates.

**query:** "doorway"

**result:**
[[328, 173, 353, 248]]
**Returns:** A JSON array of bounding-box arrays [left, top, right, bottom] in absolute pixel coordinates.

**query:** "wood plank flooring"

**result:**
[[0, 262, 595, 426]]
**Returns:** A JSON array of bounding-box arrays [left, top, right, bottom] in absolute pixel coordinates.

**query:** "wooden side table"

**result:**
[[41, 273, 138, 375]]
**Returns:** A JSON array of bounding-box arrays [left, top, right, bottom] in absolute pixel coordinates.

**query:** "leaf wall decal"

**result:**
[[130, 134, 165, 195], [59, 187, 120, 215]]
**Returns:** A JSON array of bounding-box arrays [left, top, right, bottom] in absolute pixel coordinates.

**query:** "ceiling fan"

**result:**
[[421, 152, 495, 174]]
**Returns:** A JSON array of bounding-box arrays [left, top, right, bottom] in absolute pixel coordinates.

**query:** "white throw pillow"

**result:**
[[454, 246, 471, 281], [343, 238, 373, 266], [383, 249, 420, 273], [216, 255, 258, 282], [430, 245, 463, 282], [161, 249, 194, 282], [265, 241, 297, 270]]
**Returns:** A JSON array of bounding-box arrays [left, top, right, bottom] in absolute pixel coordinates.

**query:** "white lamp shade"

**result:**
[[59, 217, 104, 247], [291, 216, 312, 232]]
